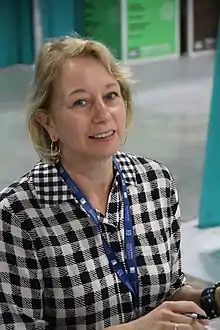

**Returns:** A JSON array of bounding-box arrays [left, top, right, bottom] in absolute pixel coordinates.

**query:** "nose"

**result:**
[[92, 98, 109, 122]]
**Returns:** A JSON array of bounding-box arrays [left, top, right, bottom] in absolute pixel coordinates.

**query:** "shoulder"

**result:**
[[116, 152, 180, 219], [0, 161, 50, 213], [116, 151, 174, 187]]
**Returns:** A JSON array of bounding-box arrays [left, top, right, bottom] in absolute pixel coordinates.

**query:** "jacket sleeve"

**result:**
[[168, 176, 186, 296], [0, 206, 47, 329]]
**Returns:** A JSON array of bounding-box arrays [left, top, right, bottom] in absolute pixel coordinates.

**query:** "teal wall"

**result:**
[[0, 0, 84, 68], [40, 0, 84, 40], [199, 22, 220, 228], [0, 0, 34, 68]]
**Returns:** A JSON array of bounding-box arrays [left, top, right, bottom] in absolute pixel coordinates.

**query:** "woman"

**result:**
[[0, 36, 219, 330]]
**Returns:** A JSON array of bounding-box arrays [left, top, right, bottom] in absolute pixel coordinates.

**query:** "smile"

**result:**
[[89, 130, 115, 139]]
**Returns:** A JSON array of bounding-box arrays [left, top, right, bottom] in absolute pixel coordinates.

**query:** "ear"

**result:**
[[35, 109, 58, 142]]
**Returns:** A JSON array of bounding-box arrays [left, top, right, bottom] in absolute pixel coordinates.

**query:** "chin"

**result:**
[[91, 146, 119, 160]]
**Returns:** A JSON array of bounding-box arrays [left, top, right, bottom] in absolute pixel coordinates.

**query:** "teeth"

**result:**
[[92, 130, 114, 139]]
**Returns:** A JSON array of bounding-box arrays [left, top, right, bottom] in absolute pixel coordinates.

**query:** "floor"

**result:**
[[1, 55, 220, 328], [125, 54, 214, 222]]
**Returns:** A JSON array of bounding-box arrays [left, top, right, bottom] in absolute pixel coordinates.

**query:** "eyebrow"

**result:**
[[68, 83, 118, 96]]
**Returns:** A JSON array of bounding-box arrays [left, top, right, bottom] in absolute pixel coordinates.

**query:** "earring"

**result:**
[[120, 136, 127, 146], [50, 140, 60, 160]]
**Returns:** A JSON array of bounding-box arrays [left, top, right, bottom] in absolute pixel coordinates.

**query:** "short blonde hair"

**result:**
[[27, 36, 134, 163]]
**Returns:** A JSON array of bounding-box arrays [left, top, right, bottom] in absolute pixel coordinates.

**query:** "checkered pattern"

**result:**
[[0, 152, 185, 329]]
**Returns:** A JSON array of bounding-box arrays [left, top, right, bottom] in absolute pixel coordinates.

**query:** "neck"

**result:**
[[60, 154, 114, 196]]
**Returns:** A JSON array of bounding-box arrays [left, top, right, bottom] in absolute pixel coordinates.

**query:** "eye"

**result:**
[[73, 99, 88, 107], [105, 91, 119, 100]]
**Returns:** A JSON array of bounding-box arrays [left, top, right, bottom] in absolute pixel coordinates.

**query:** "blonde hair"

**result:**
[[27, 36, 134, 163]]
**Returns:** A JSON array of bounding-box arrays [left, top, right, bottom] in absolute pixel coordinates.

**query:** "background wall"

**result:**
[[0, 0, 84, 68], [0, 0, 218, 68], [0, 0, 34, 67], [40, 0, 84, 40]]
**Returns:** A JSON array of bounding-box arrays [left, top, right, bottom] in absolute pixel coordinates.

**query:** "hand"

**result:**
[[215, 286, 220, 312], [132, 301, 209, 330]]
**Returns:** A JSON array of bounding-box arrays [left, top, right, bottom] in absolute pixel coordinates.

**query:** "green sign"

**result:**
[[84, 0, 121, 59], [126, 0, 179, 60]]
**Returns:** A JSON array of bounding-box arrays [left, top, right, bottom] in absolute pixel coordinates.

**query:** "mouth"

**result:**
[[89, 130, 115, 140]]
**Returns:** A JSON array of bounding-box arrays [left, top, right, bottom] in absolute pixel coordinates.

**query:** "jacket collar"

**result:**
[[28, 152, 137, 207]]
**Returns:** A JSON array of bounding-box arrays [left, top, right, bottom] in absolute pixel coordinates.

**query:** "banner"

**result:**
[[84, 0, 121, 59], [126, 0, 179, 60]]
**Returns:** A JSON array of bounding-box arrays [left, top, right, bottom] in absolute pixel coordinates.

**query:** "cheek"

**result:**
[[54, 112, 86, 137], [112, 106, 127, 138], [117, 103, 127, 126]]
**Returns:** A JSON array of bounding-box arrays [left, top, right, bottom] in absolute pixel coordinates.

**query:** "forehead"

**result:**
[[57, 57, 117, 89]]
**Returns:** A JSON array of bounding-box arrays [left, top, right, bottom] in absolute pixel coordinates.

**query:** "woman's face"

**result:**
[[41, 56, 127, 163]]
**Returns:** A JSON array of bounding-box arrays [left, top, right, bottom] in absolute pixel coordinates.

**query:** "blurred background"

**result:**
[[0, 1, 220, 327]]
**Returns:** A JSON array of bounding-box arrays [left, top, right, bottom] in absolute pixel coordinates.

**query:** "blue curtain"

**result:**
[[40, 0, 84, 40], [0, 0, 34, 68]]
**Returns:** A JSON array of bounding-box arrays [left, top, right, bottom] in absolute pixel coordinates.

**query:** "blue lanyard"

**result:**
[[56, 158, 139, 306]]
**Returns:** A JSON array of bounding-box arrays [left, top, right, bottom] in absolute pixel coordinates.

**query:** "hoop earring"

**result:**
[[120, 136, 127, 146], [50, 140, 60, 160]]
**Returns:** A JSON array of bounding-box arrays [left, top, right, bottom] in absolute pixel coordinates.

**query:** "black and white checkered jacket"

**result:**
[[0, 152, 185, 330]]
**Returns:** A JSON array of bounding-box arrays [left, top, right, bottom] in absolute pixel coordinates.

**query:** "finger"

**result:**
[[170, 312, 209, 327], [157, 321, 191, 330], [163, 301, 207, 316], [159, 309, 204, 327], [196, 318, 209, 326]]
